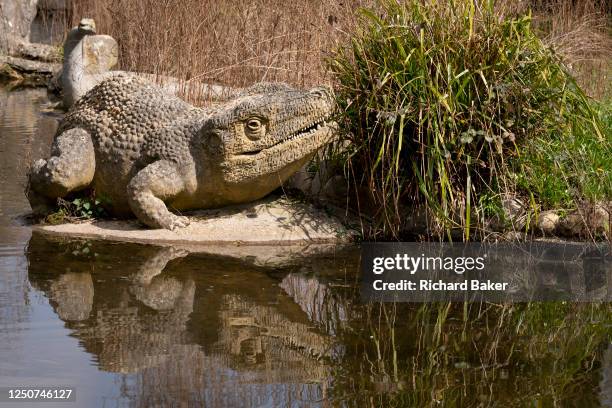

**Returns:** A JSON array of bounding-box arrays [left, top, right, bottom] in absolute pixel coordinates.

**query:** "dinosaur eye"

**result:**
[[247, 119, 261, 131], [245, 118, 265, 140]]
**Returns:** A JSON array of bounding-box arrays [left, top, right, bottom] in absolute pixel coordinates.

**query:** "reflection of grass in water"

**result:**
[[332, 302, 611, 406]]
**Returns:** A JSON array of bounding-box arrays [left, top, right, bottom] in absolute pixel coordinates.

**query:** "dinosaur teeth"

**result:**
[[284, 117, 329, 144]]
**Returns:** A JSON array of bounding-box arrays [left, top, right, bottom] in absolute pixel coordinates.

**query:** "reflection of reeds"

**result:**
[[333, 302, 612, 406]]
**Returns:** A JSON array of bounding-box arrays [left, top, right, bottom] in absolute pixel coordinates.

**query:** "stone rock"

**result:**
[[0, 0, 38, 53], [17, 41, 61, 62], [34, 196, 355, 248], [0, 63, 23, 81], [501, 230, 526, 242], [60, 25, 120, 106], [287, 157, 338, 197], [588, 203, 610, 237], [287, 166, 315, 194], [555, 203, 610, 238], [82, 35, 119, 75], [538, 210, 560, 235], [0, 55, 60, 88], [0, 55, 60, 75], [1, 0, 70, 52], [557, 213, 585, 237], [502, 195, 527, 230], [287, 159, 350, 206], [321, 174, 348, 203]]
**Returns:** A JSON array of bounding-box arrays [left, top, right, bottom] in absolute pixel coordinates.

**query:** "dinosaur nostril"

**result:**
[[311, 88, 326, 98], [310, 87, 334, 101]]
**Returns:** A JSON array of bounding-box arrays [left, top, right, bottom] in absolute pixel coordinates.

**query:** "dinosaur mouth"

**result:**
[[78, 22, 96, 33], [239, 119, 330, 157]]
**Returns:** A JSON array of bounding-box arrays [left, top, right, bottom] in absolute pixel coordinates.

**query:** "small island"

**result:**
[[0, 0, 610, 406]]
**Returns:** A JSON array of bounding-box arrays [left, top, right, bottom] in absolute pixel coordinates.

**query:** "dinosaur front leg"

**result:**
[[127, 160, 192, 230], [27, 128, 95, 214]]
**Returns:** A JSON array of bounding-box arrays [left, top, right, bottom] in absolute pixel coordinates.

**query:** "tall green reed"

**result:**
[[329, 0, 608, 240]]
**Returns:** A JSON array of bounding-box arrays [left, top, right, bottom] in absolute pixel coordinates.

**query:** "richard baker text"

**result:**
[[373, 279, 508, 291]]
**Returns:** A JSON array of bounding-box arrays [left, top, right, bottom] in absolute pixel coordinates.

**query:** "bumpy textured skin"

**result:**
[[28, 73, 335, 229]]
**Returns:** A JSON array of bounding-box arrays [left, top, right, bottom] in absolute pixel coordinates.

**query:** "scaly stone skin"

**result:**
[[27, 73, 336, 229]]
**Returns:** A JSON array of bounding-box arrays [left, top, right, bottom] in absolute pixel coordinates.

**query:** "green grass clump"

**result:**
[[329, 0, 610, 240], [518, 99, 611, 208], [44, 196, 109, 225]]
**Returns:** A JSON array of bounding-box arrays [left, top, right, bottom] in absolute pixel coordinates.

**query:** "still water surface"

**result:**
[[0, 86, 611, 407]]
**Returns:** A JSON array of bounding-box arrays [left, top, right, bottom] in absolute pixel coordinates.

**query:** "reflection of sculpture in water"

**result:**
[[28, 236, 197, 373], [129, 247, 192, 311], [48, 272, 94, 321], [26, 233, 351, 406], [280, 271, 355, 336], [217, 293, 334, 378]]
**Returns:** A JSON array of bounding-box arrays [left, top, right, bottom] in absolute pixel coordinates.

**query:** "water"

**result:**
[[0, 86, 611, 407]]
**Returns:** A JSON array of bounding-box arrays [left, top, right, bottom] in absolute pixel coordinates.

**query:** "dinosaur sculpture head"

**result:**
[[62, 18, 119, 108], [64, 18, 97, 58], [77, 18, 97, 34], [201, 83, 337, 198]]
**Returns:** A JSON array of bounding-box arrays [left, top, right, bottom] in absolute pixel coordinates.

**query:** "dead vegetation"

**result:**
[[62, 0, 366, 103], [50, 0, 610, 101]]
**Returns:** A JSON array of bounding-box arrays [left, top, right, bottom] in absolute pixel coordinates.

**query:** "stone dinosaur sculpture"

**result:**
[[60, 18, 119, 107], [60, 18, 230, 108], [27, 73, 336, 229]]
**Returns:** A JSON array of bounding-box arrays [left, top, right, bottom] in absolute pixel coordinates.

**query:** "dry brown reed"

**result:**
[[524, 0, 611, 98], [50, 1, 609, 101], [467, 0, 611, 97], [64, 0, 369, 104]]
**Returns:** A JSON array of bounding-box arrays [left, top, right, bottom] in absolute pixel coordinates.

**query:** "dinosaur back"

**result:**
[[58, 73, 197, 160]]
